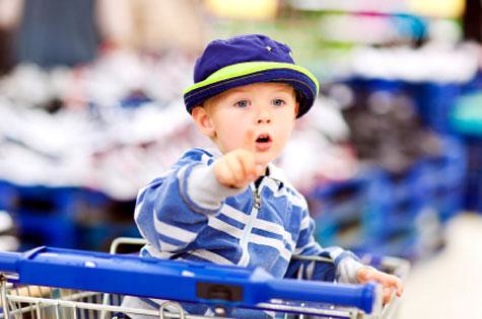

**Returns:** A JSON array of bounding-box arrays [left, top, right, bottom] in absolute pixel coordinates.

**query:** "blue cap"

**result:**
[[183, 34, 319, 118]]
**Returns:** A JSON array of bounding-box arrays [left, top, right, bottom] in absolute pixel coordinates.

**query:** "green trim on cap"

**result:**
[[183, 61, 319, 95]]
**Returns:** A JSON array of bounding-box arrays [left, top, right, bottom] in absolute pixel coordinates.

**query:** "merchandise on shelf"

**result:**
[[308, 135, 466, 261]]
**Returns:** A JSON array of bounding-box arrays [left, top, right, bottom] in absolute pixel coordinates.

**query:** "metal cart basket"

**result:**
[[0, 238, 409, 319]]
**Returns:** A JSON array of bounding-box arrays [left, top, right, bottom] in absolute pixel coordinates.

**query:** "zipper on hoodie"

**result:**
[[253, 187, 261, 209], [252, 175, 264, 209], [238, 181, 262, 266]]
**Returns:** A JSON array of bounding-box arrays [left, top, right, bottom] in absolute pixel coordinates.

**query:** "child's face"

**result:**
[[192, 82, 299, 168]]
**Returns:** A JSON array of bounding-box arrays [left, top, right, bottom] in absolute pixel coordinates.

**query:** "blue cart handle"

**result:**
[[265, 277, 380, 314], [0, 251, 19, 273], [0, 247, 381, 314]]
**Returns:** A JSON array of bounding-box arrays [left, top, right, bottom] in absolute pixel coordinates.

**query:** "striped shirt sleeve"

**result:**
[[289, 205, 365, 283], [134, 150, 243, 254]]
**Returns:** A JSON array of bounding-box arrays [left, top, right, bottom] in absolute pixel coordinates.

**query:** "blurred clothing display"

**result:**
[[204, 0, 279, 20], [0, 0, 208, 71], [340, 84, 442, 175], [97, 0, 208, 55], [15, 0, 100, 68], [0, 0, 22, 74], [0, 29, 14, 75], [0, 210, 19, 251], [0, 0, 23, 27]]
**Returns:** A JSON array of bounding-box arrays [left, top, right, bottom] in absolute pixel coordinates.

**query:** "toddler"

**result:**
[[121, 34, 403, 318]]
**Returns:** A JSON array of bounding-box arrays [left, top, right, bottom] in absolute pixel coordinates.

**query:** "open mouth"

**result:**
[[256, 134, 272, 143]]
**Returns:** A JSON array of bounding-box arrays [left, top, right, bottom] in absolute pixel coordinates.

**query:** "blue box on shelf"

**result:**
[[75, 188, 140, 251], [307, 175, 371, 250], [408, 82, 462, 134], [0, 181, 80, 249], [417, 137, 467, 221], [363, 164, 426, 239]]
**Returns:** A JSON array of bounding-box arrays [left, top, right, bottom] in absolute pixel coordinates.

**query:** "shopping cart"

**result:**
[[0, 238, 409, 319]]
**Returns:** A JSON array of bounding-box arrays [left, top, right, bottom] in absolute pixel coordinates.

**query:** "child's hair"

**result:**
[[183, 34, 319, 118]]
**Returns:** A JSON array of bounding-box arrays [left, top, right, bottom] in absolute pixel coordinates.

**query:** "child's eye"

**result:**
[[272, 98, 286, 107], [234, 100, 250, 108]]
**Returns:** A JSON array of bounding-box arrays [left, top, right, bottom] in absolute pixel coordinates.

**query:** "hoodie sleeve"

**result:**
[[285, 204, 365, 284], [134, 149, 242, 254]]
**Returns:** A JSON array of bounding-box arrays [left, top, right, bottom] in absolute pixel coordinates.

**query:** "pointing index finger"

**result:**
[[242, 129, 257, 154], [242, 130, 265, 177]]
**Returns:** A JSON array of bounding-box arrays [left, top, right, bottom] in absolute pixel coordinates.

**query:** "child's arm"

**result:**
[[134, 149, 246, 253], [289, 213, 404, 305], [135, 137, 263, 253], [288, 214, 362, 282]]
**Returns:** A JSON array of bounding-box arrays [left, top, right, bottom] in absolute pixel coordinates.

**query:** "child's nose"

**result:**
[[256, 108, 271, 124]]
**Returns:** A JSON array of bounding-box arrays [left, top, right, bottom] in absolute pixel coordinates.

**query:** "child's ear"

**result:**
[[191, 106, 215, 137], [295, 101, 300, 118]]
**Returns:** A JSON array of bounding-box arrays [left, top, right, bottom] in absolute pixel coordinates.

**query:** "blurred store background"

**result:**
[[0, 0, 481, 317]]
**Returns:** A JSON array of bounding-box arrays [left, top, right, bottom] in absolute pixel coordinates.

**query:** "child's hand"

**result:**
[[356, 267, 404, 305], [214, 131, 264, 189], [214, 149, 260, 188]]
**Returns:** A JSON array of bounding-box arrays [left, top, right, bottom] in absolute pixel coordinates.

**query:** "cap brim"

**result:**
[[183, 62, 319, 118]]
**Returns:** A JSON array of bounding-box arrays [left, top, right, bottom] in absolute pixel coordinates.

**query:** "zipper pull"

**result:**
[[253, 189, 261, 209]]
